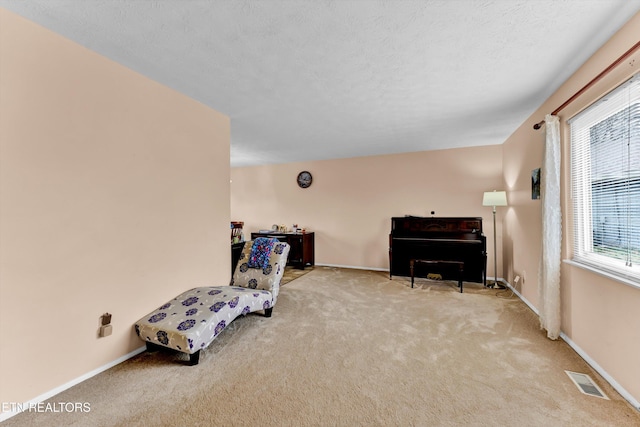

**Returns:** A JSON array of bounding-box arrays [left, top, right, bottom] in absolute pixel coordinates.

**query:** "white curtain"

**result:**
[[539, 114, 562, 340]]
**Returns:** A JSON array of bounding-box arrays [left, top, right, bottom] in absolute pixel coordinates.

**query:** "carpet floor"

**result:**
[[281, 265, 314, 285], [4, 267, 639, 426]]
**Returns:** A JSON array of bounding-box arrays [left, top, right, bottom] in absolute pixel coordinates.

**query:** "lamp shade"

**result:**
[[483, 190, 507, 207]]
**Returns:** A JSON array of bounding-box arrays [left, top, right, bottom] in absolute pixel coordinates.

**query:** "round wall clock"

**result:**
[[297, 171, 313, 188]]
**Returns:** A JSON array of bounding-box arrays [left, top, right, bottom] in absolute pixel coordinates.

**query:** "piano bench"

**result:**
[[410, 259, 464, 293]]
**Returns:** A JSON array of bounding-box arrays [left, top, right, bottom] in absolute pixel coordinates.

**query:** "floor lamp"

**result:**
[[483, 190, 508, 289]]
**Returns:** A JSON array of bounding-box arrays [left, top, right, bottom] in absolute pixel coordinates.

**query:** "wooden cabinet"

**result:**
[[231, 242, 245, 275], [251, 232, 315, 269]]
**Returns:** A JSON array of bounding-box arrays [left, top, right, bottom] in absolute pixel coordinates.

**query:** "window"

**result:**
[[570, 73, 640, 284]]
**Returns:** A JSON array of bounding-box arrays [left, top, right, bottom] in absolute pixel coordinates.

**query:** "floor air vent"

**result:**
[[565, 371, 609, 400]]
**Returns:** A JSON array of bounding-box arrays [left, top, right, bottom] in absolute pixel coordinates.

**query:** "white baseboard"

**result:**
[[559, 333, 640, 411], [501, 279, 640, 412], [315, 263, 388, 272], [0, 346, 146, 422], [317, 266, 507, 284]]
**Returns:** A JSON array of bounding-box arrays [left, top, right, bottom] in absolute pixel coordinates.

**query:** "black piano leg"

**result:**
[[410, 259, 415, 288]]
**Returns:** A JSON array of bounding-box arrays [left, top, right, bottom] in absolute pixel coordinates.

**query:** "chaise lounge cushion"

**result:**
[[247, 237, 277, 269], [232, 239, 289, 305], [135, 286, 273, 355], [134, 240, 290, 362]]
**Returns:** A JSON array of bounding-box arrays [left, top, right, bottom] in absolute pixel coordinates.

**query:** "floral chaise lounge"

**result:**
[[134, 238, 290, 365]]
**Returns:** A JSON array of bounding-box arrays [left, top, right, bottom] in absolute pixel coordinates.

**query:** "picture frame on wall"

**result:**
[[532, 168, 541, 200]]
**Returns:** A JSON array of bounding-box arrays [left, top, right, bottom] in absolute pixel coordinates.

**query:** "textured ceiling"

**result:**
[[2, 1, 640, 167]]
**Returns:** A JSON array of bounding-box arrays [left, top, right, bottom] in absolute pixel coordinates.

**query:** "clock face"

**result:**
[[297, 171, 312, 188]]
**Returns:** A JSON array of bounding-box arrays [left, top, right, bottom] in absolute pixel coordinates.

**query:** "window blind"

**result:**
[[569, 72, 640, 283]]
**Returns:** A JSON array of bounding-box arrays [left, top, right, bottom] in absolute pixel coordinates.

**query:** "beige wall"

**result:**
[[502, 13, 640, 404], [231, 145, 505, 275], [0, 9, 230, 407]]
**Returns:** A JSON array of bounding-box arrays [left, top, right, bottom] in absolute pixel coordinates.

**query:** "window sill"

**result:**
[[563, 259, 640, 291]]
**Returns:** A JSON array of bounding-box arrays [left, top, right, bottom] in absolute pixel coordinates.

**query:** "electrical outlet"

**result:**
[[99, 324, 112, 337], [514, 275, 521, 284]]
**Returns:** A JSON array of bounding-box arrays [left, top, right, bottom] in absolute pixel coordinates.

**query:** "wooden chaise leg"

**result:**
[[264, 307, 273, 317], [188, 350, 201, 366]]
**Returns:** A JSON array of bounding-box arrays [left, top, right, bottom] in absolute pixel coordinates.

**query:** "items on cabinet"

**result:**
[[231, 221, 244, 244]]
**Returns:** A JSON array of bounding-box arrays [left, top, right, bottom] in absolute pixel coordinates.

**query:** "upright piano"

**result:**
[[389, 216, 486, 286]]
